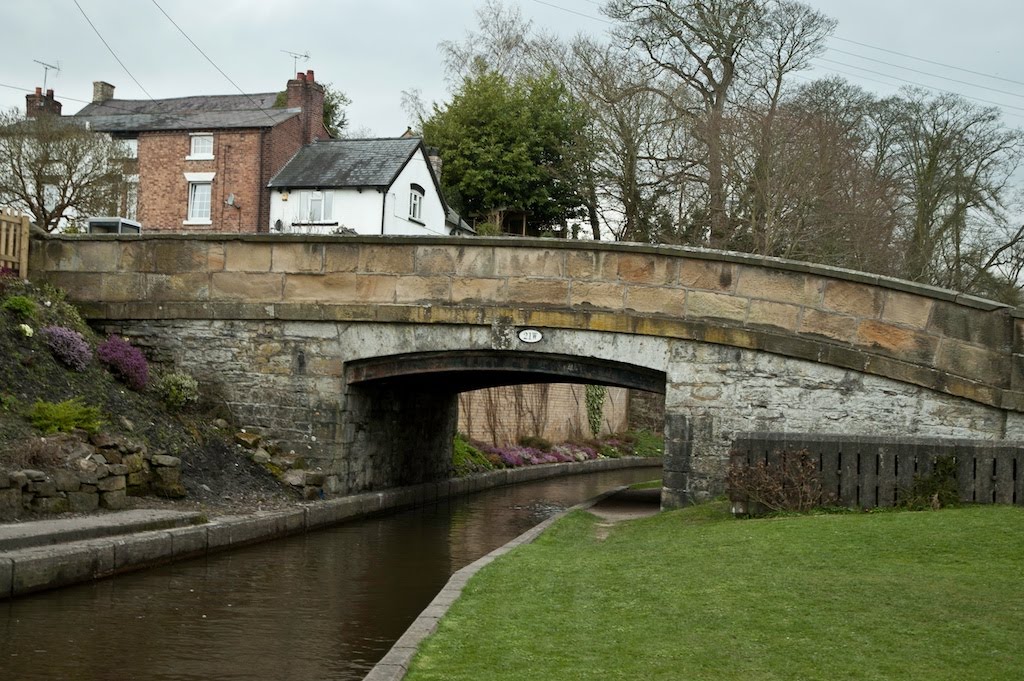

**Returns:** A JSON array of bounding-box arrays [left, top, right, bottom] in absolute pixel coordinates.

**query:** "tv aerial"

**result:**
[[281, 50, 310, 74], [33, 59, 61, 91]]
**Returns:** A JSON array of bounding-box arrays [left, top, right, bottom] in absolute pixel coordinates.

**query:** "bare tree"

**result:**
[[0, 109, 128, 232], [605, 0, 769, 246], [888, 89, 1024, 291]]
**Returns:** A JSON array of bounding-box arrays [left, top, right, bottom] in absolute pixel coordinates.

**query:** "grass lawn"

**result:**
[[405, 503, 1024, 681]]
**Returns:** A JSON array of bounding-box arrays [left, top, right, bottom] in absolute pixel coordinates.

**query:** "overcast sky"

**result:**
[[2, 0, 1023, 135]]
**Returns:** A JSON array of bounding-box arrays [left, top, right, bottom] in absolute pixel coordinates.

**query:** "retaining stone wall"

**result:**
[[0, 435, 183, 520]]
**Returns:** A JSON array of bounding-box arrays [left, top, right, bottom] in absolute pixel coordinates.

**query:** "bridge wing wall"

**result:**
[[31, 234, 1024, 413]]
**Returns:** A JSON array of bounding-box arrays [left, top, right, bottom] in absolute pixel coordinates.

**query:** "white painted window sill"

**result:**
[[183, 219, 212, 226]]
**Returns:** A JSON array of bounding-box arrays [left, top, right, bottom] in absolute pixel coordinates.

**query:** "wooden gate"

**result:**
[[0, 207, 30, 278]]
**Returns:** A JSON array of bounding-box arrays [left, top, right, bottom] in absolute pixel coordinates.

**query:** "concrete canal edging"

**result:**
[[0, 457, 661, 600], [362, 485, 633, 681]]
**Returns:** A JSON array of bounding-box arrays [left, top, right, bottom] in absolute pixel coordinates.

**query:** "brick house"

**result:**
[[72, 70, 330, 232]]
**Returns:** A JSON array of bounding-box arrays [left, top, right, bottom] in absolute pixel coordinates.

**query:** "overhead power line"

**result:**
[[73, 0, 156, 101], [815, 57, 1024, 115], [831, 35, 1024, 90], [149, 0, 280, 125], [826, 47, 1024, 102]]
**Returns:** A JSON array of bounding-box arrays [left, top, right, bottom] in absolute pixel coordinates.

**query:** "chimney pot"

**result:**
[[45, 89, 54, 98], [306, 69, 314, 82], [92, 81, 115, 103], [296, 72, 305, 81], [35, 87, 42, 95]]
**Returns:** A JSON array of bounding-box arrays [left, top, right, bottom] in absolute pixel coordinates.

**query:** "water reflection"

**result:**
[[2, 468, 656, 680]]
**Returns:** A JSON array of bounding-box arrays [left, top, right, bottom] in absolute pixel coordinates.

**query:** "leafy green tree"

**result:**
[[421, 64, 586, 232], [321, 85, 351, 138]]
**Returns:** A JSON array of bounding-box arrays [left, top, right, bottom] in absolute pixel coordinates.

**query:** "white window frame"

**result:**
[[294, 189, 335, 224], [409, 183, 425, 223], [184, 171, 215, 225], [187, 133, 214, 160]]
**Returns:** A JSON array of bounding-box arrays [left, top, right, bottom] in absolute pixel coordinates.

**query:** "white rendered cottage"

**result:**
[[268, 137, 471, 236]]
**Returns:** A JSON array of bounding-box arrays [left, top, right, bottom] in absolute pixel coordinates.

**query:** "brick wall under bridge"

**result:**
[[29, 234, 1024, 508]]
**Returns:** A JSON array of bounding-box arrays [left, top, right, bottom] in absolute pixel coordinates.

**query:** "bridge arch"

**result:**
[[30, 234, 1024, 506]]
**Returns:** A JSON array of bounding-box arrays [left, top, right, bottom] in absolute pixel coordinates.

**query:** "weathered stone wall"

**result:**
[[1, 435, 183, 520], [29, 234, 1024, 506]]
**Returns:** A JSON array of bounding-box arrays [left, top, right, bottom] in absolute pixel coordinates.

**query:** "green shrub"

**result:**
[[517, 434, 552, 451], [628, 430, 664, 457], [475, 222, 502, 236], [2, 295, 36, 319], [901, 455, 960, 510], [453, 434, 496, 476], [0, 393, 20, 413], [155, 371, 200, 410], [28, 397, 104, 434]]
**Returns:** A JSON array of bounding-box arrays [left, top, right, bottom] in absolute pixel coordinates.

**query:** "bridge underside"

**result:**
[[342, 350, 668, 492], [346, 350, 667, 393]]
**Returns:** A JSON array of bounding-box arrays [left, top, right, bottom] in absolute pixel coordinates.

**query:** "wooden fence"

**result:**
[[730, 433, 1024, 510], [0, 207, 30, 278]]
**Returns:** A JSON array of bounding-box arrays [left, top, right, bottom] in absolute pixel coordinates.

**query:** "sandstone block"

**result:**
[[100, 490, 128, 510], [151, 454, 181, 467], [747, 300, 801, 331], [395, 276, 450, 304], [677, 259, 735, 292], [451, 277, 504, 304], [224, 242, 272, 272], [272, 242, 324, 273], [49, 474, 84, 500], [570, 281, 626, 309], [359, 245, 415, 273], [67, 491, 100, 513], [626, 286, 686, 317], [122, 453, 145, 473], [823, 280, 884, 318], [31, 496, 70, 514], [495, 249, 563, 278], [97, 475, 126, 492], [687, 290, 747, 322], [881, 291, 933, 328], [28, 480, 58, 497], [506, 278, 570, 306], [153, 467, 182, 485], [0, 487, 20, 515], [799, 310, 858, 343], [856, 320, 939, 364], [736, 267, 820, 306]]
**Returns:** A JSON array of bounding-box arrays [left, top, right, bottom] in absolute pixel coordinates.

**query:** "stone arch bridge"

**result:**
[[30, 234, 1024, 508]]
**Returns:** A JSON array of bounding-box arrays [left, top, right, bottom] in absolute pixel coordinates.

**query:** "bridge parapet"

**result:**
[[30, 233, 1024, 413]]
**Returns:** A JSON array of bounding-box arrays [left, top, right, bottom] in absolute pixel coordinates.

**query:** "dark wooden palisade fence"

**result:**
[[730, 433, 1024, 510]]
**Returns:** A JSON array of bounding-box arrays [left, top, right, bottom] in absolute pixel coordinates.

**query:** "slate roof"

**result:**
[[268, 137, 426, 189], [73, 92, 297, 132]]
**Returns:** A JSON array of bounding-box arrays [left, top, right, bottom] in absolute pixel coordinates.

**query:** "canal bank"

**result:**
[[0, 457, 661, 600]]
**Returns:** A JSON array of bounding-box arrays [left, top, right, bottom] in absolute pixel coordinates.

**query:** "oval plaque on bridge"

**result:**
[[518, 328, 543, 344]]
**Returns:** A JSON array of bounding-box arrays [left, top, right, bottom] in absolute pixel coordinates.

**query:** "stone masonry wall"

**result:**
[[29, 235, 1024, 505]]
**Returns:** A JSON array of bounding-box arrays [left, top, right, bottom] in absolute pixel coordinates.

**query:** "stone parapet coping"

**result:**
[[362, 485, 628, 681], [32, 233, 1017, 312], [0, 457, 661, 600]]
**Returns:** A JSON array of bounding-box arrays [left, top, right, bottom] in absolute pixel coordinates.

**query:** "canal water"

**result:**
[[1, 467, 657, 680]]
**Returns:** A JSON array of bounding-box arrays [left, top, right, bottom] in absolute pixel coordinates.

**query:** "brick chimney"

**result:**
[[285, 69, 326, 143], [25, 87, 62, 118], [92, 81, 115, 103]]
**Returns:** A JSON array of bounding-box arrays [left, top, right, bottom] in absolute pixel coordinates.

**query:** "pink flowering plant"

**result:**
[[41, 326, 92, 371], [97, 335, 149, 390]]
